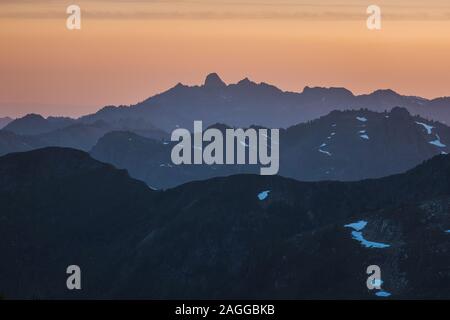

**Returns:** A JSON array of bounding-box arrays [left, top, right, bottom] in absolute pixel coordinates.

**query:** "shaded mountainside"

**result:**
[[91, 107, 450, 189], [0, 130, 45, 156], [1, 148, 450, 299], [0, 120, 168, 156], [80, 73, 450, 131], [0, 148, 158, 299], [3, 114, 76, 135], [0, 117, 12, 129]]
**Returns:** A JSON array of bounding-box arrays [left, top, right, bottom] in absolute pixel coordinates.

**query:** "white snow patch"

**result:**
[[360, 134, 370, 140], [429, 134, 446, 148], [415, 121, 434, 135], [319, 149, 332, 156]]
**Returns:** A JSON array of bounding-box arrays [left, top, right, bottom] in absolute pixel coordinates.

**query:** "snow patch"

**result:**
[[344, 220, 390, 249], [375, 291, 392, 297], [257, 190, 271, 201], [345, 220, 368, 231], [360, 134, 370, 140], [415, 121, 434, 135], [319, 149, 332, 156], [351, 231, 390, 248], [429, 134, 446, 148]]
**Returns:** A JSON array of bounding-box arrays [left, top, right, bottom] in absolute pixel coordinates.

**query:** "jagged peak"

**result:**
[[204, 73, 226, 88], [237, 77, 254, 86]]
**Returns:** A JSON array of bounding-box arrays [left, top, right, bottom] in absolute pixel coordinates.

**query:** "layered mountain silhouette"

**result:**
[[77, 73, 450, 130], [0, 117, 12, 129], [3, 114, 76, 135], [3, 73, 450, 162], [0, 130, 44, 156], [2, 107, 449, 189], [91, 107, 450, 189], [1, 147, 450, 299], [0, 118, 168, 155], [5, 74, 450, 135]]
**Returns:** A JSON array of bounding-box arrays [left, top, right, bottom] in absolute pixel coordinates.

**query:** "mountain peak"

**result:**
[[204, 73, 226, 89], [22, 113, 46, 121], [371, 89, 400, 97]]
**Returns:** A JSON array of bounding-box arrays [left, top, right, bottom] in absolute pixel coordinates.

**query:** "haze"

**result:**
[[1, 0, 450, 117]]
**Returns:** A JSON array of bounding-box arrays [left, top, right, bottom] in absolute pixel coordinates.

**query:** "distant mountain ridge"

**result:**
[[2, 107, 449, 188], [78, 73, 450, 131], [91, 107, 450, 189], [3, 114, 76, 135], [0, 117, 168, 154], [1, 147, 450, 299], [4, 73, 450, 135]]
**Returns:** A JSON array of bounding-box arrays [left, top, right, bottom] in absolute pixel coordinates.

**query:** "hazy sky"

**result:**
[[1, 0, 450, 117]]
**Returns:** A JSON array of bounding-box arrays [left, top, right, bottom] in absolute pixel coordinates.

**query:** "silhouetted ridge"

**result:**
[[2, 147, 450, 298], [371, 89, 401, 98], [302, 86, 354, 97], [3, 113, 76, 135], [1, 147, 98, 168], [204, 73, 226, 89]]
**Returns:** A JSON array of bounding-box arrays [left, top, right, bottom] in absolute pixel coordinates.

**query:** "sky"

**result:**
[[1, 0, 450, 118]]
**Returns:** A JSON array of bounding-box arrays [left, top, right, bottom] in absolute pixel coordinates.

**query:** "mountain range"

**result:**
[[77, 73, 450, 131], [1, 147, 449, 299], [4, 73, 450, 135], [90, 107, 450, 189], [2, 74, 450, 300], [0, 114, 168, 154], [2, 107, 449, 189]]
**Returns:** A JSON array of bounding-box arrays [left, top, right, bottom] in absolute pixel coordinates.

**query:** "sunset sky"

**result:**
[[1, 0, 450, 118]]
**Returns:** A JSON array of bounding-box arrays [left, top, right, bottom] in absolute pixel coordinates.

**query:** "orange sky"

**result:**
[[1, 0, 450, 118]]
